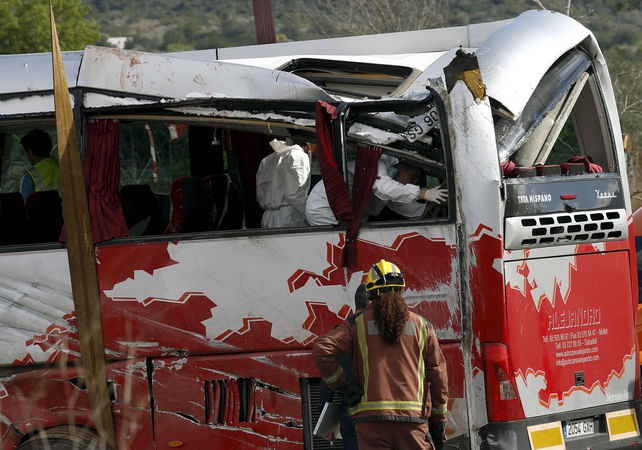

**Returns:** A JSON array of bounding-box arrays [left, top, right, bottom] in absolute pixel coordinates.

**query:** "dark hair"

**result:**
[[404, 163, 424, 180], [372, 290, 409, 345], [354, 283, 369, 312], [20, 129, 52, 158]]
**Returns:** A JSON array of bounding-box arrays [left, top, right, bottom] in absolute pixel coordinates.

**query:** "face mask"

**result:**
[[387, 167, 398, 179]]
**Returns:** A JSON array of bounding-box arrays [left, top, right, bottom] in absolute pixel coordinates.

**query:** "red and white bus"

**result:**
[[0, 9, 639, 450]]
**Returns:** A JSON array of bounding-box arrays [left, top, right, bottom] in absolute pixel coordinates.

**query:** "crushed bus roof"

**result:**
[[0, 10, 603, 124]]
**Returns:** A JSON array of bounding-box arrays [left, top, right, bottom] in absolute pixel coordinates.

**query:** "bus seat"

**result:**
[[25, 190, 63, 243], [202, 174, 244, 231], [0, 192, 30, 245], [535, 164, 562, 176], [156, 193, 171, 230], [561, 162, 585, 175], [120, 184, 163, 236], [505, 166, 537, 178], [164, 177, 211, 234]]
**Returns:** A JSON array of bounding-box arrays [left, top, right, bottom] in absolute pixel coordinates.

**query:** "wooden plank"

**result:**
[[49, 4, 117, 449]]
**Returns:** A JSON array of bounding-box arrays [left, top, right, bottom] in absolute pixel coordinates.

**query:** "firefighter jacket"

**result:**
[[312, 303, 449, 424]]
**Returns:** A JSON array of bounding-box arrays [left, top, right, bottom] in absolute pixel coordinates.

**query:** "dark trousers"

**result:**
[[355, 421, 435, 450], [340, 411, 358, 449]]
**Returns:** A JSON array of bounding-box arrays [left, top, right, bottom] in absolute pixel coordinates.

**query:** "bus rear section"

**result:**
[[458, 11, 642, 449]]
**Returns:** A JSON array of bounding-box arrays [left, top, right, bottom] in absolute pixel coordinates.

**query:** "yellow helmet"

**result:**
[[366, 259, 405, 292]]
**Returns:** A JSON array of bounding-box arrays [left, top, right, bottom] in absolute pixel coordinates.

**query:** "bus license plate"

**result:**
[[564, 418, 594, 438]]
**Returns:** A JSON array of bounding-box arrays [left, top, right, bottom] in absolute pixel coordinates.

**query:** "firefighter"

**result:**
[[312, 259, 449, 449]]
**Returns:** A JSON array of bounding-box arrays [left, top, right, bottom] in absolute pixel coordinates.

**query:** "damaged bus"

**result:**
[[0, 9, 639, 450]]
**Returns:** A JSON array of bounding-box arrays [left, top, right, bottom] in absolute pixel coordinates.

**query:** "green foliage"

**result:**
[[74, 0, 642, 53], [614, 0, 642, 11], [605, 42, 642, 153], [0, 0, 102, 54]]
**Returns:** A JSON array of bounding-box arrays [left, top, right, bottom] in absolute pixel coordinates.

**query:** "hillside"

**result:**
[[85, 0, 642, 52]]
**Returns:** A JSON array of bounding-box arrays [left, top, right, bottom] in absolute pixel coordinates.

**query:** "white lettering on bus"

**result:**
[[517, 194, 552, 203], [607, 391, 633, 402], [548, 307, 601, 330], [595, 189, 616, 199]]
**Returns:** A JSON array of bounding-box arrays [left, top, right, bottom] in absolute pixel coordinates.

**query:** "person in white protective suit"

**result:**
[[305, 154, 447, 226], [256, 139, 317, 228]]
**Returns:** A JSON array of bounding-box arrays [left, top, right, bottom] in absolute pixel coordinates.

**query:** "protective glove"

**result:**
[[338, 380, 364, 407], [428, 421, 447, 445], [422, 187, 448, 204]]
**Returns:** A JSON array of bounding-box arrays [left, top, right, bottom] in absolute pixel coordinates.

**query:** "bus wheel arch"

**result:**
[[16, 426, 106, 450]]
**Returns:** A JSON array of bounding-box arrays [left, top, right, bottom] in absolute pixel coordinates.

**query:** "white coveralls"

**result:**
[[256, 139, 311, 228], [305, 154, 425, 226]]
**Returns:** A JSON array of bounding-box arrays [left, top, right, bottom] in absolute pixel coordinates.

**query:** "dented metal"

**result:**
[[0, 9, 638, 450]]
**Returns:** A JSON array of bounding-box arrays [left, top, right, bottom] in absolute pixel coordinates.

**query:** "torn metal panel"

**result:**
[[443, 49, 486, 101], [476, 10, 596, 120], [77, 46, 336, 104], [0, 93, 76, 118], [0, 249, 76, 366], [151, 353, 313, 448]]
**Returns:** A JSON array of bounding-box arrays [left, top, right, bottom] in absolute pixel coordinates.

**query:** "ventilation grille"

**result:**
[[205, 378, 256, 425], [307, 378, 345, 450], [504, 209, 628, 250]]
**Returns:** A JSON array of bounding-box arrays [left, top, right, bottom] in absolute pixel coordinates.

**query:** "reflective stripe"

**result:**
[[350, 400, 424, 415], [417, 319, 428, 403], [432, 404, 447, 415], [26, 157, 61, 195], [27, 166, 46, 191], [355, 314, 369, 403], [324, 366, 344, 385]]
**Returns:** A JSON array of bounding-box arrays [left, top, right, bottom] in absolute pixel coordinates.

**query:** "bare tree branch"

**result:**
[[533, 0, 547, 10], [294, 0, 452, 38]]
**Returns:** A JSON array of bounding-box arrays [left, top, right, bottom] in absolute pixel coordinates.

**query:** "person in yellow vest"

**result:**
[[19, 129, 61, 202]]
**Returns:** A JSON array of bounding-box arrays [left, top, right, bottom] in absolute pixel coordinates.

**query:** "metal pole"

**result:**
[[252, 0, 277, 44]]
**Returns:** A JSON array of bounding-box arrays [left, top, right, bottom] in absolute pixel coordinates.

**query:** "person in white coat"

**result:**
[[305, 154, 447, 226], [256, 139, 317, 228]]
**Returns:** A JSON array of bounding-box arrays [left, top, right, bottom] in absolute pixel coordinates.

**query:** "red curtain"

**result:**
[[83, 120, 130, 242], [342, 143, 381, 268], [315, 101, 354, 222], [315, 102, 381, 267]]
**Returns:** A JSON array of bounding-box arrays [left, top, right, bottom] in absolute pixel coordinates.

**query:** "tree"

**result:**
[[0, 0, 102, 54], [605, 42, 642, 208], [294, 0, 452, 39], [614, 0, 642, 11]]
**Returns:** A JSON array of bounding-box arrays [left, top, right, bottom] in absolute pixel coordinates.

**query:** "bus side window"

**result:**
[[119, 122, 251, 236]]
